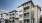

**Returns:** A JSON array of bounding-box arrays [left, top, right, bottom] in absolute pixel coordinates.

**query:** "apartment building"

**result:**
[[18, 0, 41, 23], [0, 10, 18, 23], [9, 10, 18, 23], [15, 11, 19, 23], [0, 13, 10, 23]]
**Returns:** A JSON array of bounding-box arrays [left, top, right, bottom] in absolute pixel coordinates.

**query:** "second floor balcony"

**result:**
[[24, 13, 29, 19], [24, 9, 30, 13]]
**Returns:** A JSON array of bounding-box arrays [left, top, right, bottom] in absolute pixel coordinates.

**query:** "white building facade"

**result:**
[[0, 13, 10, 23], [9, 10, 18, 23], [17, 0, 41, 23]]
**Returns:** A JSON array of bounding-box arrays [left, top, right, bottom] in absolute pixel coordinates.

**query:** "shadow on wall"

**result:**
[[40, 15, 42, 23]]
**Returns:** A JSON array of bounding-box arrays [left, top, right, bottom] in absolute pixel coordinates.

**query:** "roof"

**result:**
[[18, 0, 34, 8], [0, 13, 9, 16], [9, 10, 18, 13], [34, 5, 41, 11]]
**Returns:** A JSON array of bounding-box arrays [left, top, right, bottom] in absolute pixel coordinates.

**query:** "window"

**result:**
[[12, 17, 14, 19], [1, 15, 2, 17], [24, 7, 26, 10], [10, 17, 14, 19], [24, 13, 26, 16], [19, 15, 22, 18], [27, 19, 29, 23], [12, 20, 14, 22], [24, 6, 29, 10], [27, 6, 29, 9], [12, 13, 14, 15], [24, 19, 29, 23], [9, 21, 11, 22], [24, 13, 29, 18], [24, 13, 29, 16], [26, 13, 29, 15]]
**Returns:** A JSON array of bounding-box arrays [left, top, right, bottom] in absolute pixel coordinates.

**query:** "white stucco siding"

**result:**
[[2, 14, 6, 19], [38, 9, 40, 18], [34, 7, 38, 23]]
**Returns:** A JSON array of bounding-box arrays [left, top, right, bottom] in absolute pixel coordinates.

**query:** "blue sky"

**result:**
[[0, 0, 42, 14]]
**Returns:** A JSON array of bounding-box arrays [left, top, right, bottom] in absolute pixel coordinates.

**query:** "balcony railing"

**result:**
[[24, 22, 29, 23], [24, 19, 29, 23], [24, 15, 29, 19], [24, 9, 30, 13]]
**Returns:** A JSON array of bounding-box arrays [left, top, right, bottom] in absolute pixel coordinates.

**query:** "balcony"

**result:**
[[24, 9, 30, 13], [24, 6, 30, 13], [24, 21, 29, 23], [24, 13, 29, 19], [24, 19, 29, 23], [10, 15, 15, 17], [24, 15, 29, 19]]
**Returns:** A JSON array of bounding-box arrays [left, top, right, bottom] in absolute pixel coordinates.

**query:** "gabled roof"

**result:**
[[18, 0, 34, 8]]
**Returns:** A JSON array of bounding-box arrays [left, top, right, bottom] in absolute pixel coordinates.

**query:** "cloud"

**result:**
[[0, 9, 8, 14], [1, 10, 8, 12]]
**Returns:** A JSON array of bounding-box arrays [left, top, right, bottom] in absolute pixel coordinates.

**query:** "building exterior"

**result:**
[[15, 11, 19, 23], [0, 0, 41, 23], [0, 10, 18, 23], [0, 13, 10, 23], [9, 10, 18, 23], [18, 0, 41, 23]]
